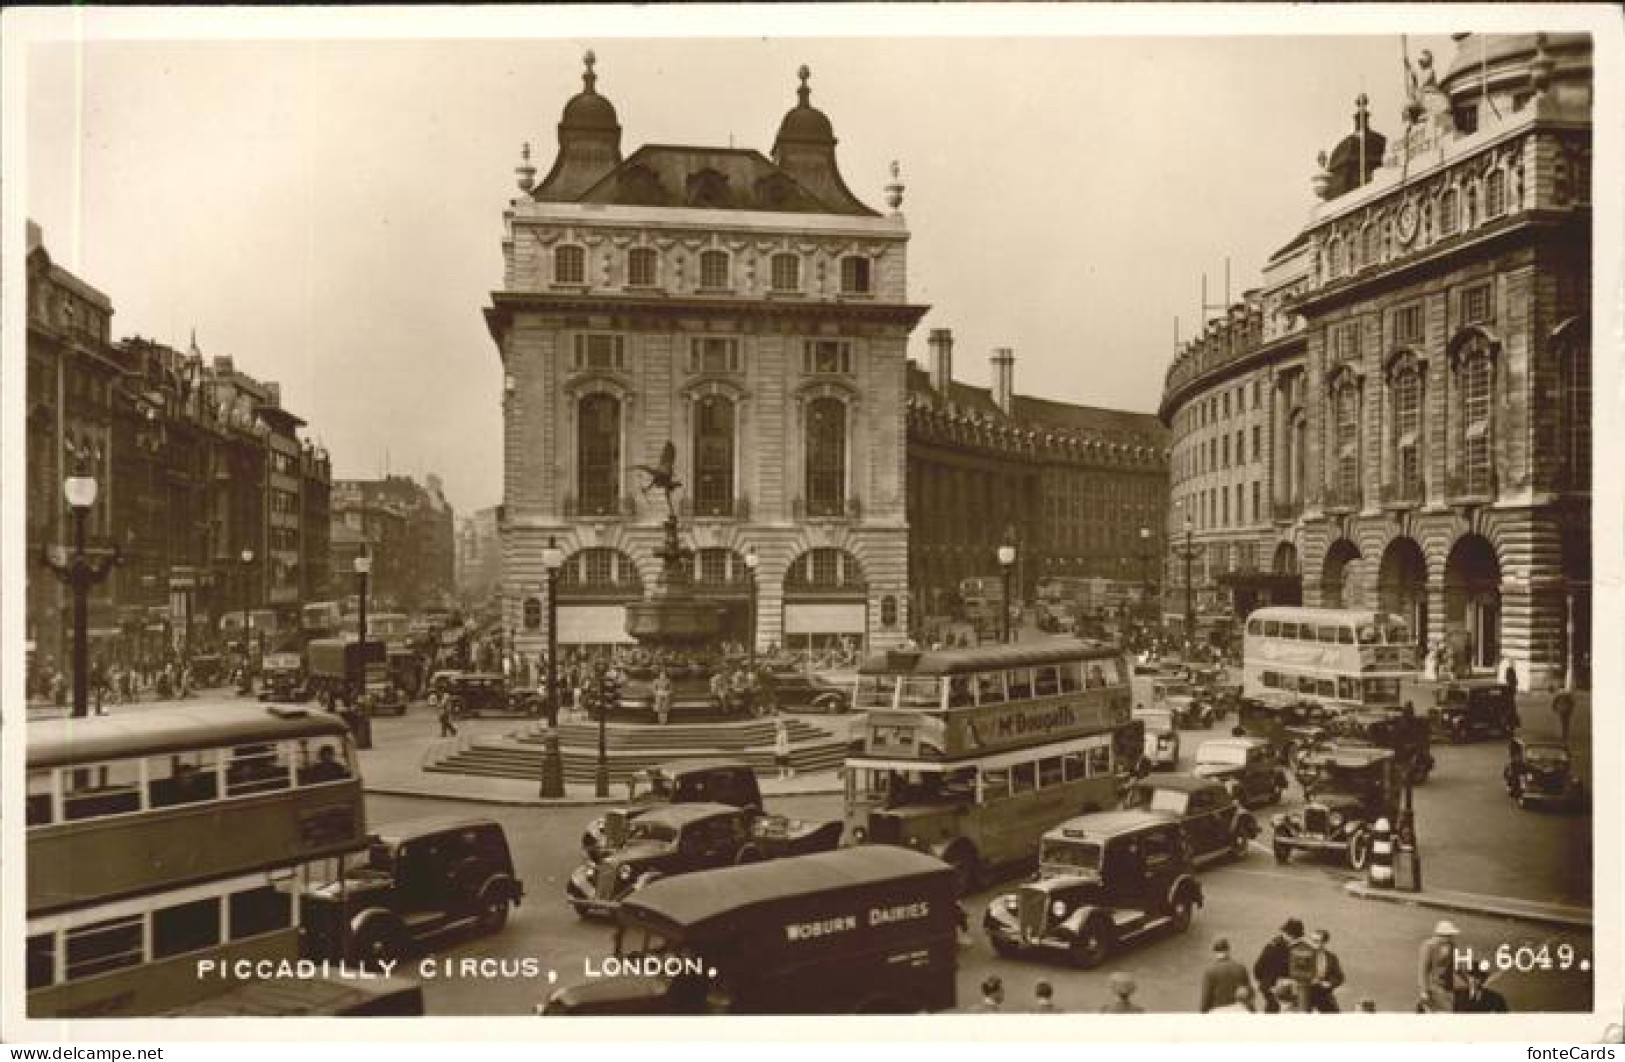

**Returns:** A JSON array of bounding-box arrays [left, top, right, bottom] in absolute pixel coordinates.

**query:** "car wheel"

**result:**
[[354, 923, 403, 966], [1169, 897, 1194, 933], [477, 893, 510, 933], [1070, 928, 1110, 970], [1231, 827, 1251, 859], [1517, 794, 1530, 810], [571, 902, 591, 919], [1346, 829, 1372, 871]]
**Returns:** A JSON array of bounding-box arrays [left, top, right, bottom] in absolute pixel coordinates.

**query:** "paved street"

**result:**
[[360, 701, 1593, 1016]]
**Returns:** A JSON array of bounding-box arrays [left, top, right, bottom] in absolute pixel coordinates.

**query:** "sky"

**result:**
[[16, 10, 1488, 518]]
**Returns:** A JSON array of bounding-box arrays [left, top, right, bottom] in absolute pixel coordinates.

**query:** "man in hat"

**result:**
[[1418, 920, 1462, 1012], [1274, 978, 1304, 1014], [1455, 965, 1508, 1012], [1200, 937, 1254, 1013], [1031, 980, 1061, 1013], [976, 976, 1004, 1012], [1099, 972, 1144, 1014], [1254, 917, 1305, 1013], [1305, 929, 1347, 1013]]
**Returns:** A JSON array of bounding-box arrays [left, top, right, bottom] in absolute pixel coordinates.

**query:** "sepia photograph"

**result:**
[[2, 3, 1619, 1045]]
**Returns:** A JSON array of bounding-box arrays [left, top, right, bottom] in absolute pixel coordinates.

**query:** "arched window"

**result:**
[[1455, 336, 1495, 496], [699, 250, 730, 290], [1332, 377, 1361, 505], [1390, 359, 1423, 494], [1556, 324, 1590, 489], [771, 253, 801, 293], [555, 245, 586, 285], [805, 397, 846, 517], [1291, 411, 1308, 505], [693, 394, 735, 517], [627, 247, 658, 287], [577, 394, 621, 515]]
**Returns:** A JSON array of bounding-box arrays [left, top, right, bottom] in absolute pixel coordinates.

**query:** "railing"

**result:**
[[793, 497, 860, 521], [1445, 469, 1498, 504], [562, 494, 637, 520], [1322, 485, 1363, 513], [1378, 477, 1425, 509], [681, 497, 751, 521]]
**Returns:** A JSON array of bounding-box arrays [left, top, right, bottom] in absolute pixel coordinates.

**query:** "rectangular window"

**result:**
[[27, 770, 54, 827], [27, 934, 55, 990], [1222, 491, 1230, 526], [1251, 424, 1261, 462], [1222, 435, 1230, 468], [148, 749, 221, 808], [771, 254, 801, 292], [689, 337, 741, 374], [63, 761, 143, 821], [1393, 303, 1424, 345], [64, 915, 145, 982], [229, 886, 293, 940], [1461, 283, 1493, 325], [1252, 480, 1261, 522], [225, 743, 291, 797], [1330, 320, 1361, 362], [1485, 171, 1507, 218], [699, 252, 730, 290], [627, 248, 658, 287], [840, 257, 872, 295], [153, 897, 221, 960], [803, 340, 853, 375], [1223, 392, 1231, 418], [573, 334, 626, 371]]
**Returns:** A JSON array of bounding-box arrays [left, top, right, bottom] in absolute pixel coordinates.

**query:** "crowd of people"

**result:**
[[25, 652, 247, 711], [965, 917, 1510, 1014]]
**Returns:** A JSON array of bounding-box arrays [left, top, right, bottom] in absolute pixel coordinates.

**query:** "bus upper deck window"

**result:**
[[26, 770, 54, 827], [1006, 669, 1033, 700], [899, 677, 943, 709], [1263, 621, 1280, 637], [1035, 667, 1060, 697], [1279, 623, 1297, 639], [1058, 664, 1081, 693], [1317, 626, 1337, 644], [149, 750, 221, 808], [63, 761, 143, 821], [1247, 618, 1263, 636], [976, 673, 1005, 704], [947, 677, 974, 707], [1338, 627, 1355, 645], [1357, 625, 1378, 645]]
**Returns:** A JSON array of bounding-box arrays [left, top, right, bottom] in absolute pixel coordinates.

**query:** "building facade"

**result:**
[[456, 506, 504, 609], [330, 475, 455, 613], [907, 328, 1168, 625], [1159, 33, 1592, 689], [491, 55, 926, 658]]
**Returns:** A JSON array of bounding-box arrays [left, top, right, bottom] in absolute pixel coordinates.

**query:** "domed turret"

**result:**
[[772, 66, 836, 152], [533, 50, 624, 202], [768, 66, 877, 215], [1324, 94, 1386, 199]]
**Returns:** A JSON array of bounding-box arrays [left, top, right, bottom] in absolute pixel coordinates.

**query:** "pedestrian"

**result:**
[[1418, 919, 1461, 1013], [1200, 937, 1254, 1013], [1031, 980, 1060, 1013], [1273, 978, 1303, 1014], [1455, 965, 1508, 1013], [1550, 690, 1575, 745], [1305, 929, 1346, 1013], [1253, 917, 1304, 1013], [1098, 972, 1143, 1014], [1211, 984, 1256, 1013], [774, 717, 793, 780], [653, 668, 673, 727], [436, 693, 458, 738], [976, 976, 1004, 1012]]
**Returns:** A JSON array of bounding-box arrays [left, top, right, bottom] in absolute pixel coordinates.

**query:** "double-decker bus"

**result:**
[[300, 600, 344, 640], [1241, 606, 1419, 712], [843, 639, 1141, 893], [24, 704, 377, 1018]]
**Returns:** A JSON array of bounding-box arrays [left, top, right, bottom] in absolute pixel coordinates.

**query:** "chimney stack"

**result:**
[[928, 328, 954, 397], [991, 347, 1014, 414]]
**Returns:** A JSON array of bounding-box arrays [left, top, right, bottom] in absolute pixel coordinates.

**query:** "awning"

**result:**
[[557, 605, 634, 645], [783, 602, 866, 636]]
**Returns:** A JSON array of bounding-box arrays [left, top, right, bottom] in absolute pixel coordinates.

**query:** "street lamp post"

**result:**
[[240, 548, 255, 686], [354, 547, 372, 651], [1138, 527, 1151, 632], [542, 537, 564, 729], [744, 547, 759, 672], [997, 540, 1017, 645], [1183, 518, 1195, 657], [352, 547, 374, 749], [42, 471, 121, 718]]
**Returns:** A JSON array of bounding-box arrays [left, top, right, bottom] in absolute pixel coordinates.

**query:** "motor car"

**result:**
[[580, 760, 764, 861], [982, 811, 1203, 969], [1430, 679, 1520, 742], [1503, 738, 1588, 811], [1235, 696, 1335, 761], [1330, 707, 1434, 783], [1151, 677, 1214, 729], [302, 816, 523, 963], [258, 652, 307, 703], [443, 673, 528, 717], [1270, 745, 1399, 870], [1133, 707, 1180, 771], [1119, 774, 1258, 864], [762, 666, 851, 714], [566, 802, 843, 918], [1191, 736, 1289, 807]]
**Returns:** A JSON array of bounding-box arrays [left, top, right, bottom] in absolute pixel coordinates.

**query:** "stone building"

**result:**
[[1159, 33, 1592, 689], [907, 328, 1168, 624], [456, 506, 504, 609], [330, 475, 456, 613], [490, 54, 926, 658]]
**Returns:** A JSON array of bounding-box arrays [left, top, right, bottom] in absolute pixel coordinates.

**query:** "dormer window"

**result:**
[[555, 245, 586, 285], [840, 256, 872, 295], [771, 253, 801, 293]]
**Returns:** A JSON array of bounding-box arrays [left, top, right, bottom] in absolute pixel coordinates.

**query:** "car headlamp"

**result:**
[[851, 826, 868, 844], [1003, 895, 1019, 913], [1329, 812, 1345, 828], [618, 863, 634, 881], [584, 864, 597, 883], [1050, 900, 1068, 918]]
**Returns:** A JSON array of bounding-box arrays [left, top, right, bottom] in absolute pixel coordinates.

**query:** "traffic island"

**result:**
[[1343, 879, 1592, 929]]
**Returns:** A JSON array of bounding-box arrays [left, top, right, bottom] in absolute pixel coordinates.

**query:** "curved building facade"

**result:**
[[1159, 33, 1592, 690]]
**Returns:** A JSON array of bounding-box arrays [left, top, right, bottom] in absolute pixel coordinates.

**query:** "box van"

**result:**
[[542, 847, 957, 1015]]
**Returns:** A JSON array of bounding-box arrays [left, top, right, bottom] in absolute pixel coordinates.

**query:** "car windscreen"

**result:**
[[1040, 838, 1102, 872], [1197, 744, 1249, 767], [1131, 787, 1189, 815]]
